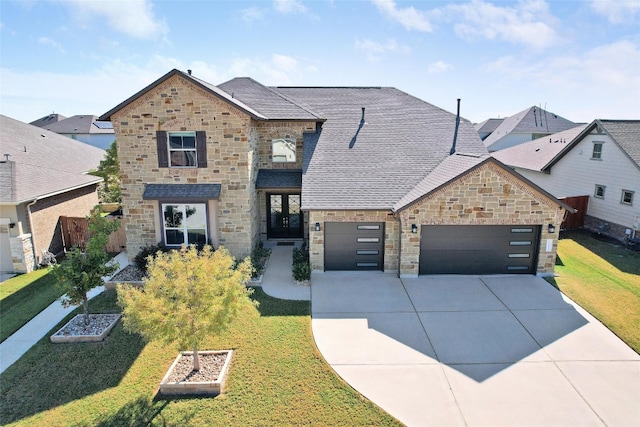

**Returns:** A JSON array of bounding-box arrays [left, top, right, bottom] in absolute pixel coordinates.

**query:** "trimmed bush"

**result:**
[[292, 244, 311, 282], [133, 244, 169, 273]]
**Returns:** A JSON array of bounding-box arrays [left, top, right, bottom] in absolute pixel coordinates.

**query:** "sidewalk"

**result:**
[[0, 252, 129, 374], [259, 242, 310, 301]]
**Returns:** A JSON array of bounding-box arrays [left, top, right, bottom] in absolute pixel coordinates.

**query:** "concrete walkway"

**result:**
[[259, 242, 310, 301], [311, 273, 640, 427], [0, 252, 129, 374]]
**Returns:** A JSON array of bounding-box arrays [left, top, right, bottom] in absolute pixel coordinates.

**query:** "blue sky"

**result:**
[[1, 0, 639, 125]]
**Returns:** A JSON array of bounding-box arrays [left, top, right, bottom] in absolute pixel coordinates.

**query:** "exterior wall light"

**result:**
[[411, 224, 418, 234], [548, 224, 555, 234], [315, 222, 321, 232]]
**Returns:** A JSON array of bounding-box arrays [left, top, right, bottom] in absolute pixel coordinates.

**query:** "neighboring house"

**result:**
[[481, 106, 577, 152], [474, 118, 504, 141], [493, 120, 640, 241], [32, 114, 115, 150], [0, 115, 104, 273], [99, 69, 570, 277], [29, 113, 66, 128]]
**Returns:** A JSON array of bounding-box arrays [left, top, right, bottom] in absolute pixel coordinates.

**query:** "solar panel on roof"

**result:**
[[93, 121, 113, 129]]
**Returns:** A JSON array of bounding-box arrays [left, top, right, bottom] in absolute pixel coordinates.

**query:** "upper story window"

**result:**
[[169, 132, 196, 167], [272, 138, 296, 163], [594, 184, 606, 199], [621, 190, 634, 206], [156, 130, 207, 168], [591, 141, 603, 160]]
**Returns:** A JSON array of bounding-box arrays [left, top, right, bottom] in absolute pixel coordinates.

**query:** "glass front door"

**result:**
[[267, 193, 303, 239]]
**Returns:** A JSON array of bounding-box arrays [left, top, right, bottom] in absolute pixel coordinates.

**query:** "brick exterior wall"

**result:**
[[584, 214, 631, 242], [112, 74, 316, 260], [398, 162, 565, 277], [28, 184, 99, 259], [308, 210, 400, 272]]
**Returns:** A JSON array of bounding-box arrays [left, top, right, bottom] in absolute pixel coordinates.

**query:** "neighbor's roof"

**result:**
[[0, 115, 104, 203], [39, 115, 114, 135], [474, 118, 504, 134], [545, 119, 640, 170], [272, 86, 488, 210], [30, 113, 66, 128], [483, 106, 576, 148], [491, 125, 588, 172]]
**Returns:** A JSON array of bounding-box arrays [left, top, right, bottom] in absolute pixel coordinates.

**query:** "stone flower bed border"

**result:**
[[50, 314, 121, 343], [159, 350, 234, 396]]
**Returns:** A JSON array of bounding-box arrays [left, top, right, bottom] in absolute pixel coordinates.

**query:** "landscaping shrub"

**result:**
[[251, 245, 271, 278], [292, 244, 311, 282], [133, 244, 169, 273]]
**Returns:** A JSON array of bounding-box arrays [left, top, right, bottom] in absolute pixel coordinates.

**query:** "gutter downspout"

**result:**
[[26, 198, 38, 265], [450, 98, 461, 155], [395, 211, 402, 278]]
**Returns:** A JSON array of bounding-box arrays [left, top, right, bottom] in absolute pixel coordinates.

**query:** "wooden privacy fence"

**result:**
[[559, 195, 589, 230], [59, 216, 126, 253]]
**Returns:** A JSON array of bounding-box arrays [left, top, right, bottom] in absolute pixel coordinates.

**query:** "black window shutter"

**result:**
[[196, 131, 207, 168], [156, 131, 169, 168]]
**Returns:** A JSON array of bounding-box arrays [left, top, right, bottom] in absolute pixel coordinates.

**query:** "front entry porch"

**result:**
[[267, 193, 303, 239]]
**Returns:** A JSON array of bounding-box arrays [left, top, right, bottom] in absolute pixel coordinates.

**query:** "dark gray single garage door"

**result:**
[[325, 222, 384, 270], [419, 225, 540, 275]]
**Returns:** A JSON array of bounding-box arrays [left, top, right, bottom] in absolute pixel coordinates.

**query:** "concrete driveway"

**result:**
[[311, 273, 640, 427]]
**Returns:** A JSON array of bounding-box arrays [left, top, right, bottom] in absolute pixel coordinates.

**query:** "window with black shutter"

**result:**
[[156, 130, 207, 168]]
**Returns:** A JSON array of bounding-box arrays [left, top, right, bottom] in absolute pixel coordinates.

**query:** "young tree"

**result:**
[[90, 140, 121, 203], [53, 206, 121, 324], [117, 245, 257, 371]]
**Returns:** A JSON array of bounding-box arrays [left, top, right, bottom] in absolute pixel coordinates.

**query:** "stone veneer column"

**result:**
[[10, 233, 35, 273]]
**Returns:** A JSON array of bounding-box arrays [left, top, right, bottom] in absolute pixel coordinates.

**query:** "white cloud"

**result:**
[[241, 7, 264, 23], [482, 40, 640, 120], [590, 0, 640, 24], [446, 0, 560, 50], [371, 0, 433, 32], [355, 38, 411, 62], [274, 0, 307, 14], [427, 60, 453, 73], [228, 54, 302, 85], [66, 0, 167, 40], [37, 36, 65, 53]]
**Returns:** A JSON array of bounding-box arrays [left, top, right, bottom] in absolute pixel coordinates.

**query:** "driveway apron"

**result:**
[[311, 273, 640, 427]]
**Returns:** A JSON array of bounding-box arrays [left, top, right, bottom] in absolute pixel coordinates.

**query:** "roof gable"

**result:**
[[483, 106, 576, 148], [99, 69, 268, 121], [40, 115, 114, 135], [545, 119, 640, 171]]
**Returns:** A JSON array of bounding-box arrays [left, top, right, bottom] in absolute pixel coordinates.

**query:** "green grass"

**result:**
[[0, 288, 401, 426], [0, 269, 64, 343], [547, 230, 640, 353]]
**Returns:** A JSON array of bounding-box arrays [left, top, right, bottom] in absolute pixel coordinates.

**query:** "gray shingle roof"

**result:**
[[218, 78, 323, 121], [483, 106, 576, 149], [40, 115, 114, 135], [30, 113, 66, 128], [0, 115, 104, 203], [256, 169, 302, 189], [474, 118, 504, 134], [142, 183, 221, 200], [273, 86, 487, 210], [491, 125, 588, 172]]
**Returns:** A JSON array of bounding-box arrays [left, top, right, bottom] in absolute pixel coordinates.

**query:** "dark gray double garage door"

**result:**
[[324, 222, 540, 274]]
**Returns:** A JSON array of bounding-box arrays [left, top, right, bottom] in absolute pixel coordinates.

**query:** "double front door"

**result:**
[[267, 193, 303, 239]]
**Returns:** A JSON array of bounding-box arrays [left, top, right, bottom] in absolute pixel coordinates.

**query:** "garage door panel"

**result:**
[[420, 225, 540, 275], [325, 222, 384, 271]]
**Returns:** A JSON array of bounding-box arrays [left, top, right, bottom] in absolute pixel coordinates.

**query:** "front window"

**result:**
[[272, 138, 296, 163], [594, 184, 606, 199], [591, 142, 603, 160], [162, 203, 207, 246], [621, 190, 634, 206], [169, 132, 197, 167]]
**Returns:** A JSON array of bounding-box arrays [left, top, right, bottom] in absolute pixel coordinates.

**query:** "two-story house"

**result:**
[[493, 120, 640, 241], [100, 69, 571, 277]]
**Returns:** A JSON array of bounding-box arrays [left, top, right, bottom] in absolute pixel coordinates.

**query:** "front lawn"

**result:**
[[0, 289, 401, 426], [0, 269, 63, 343], [548, 230, 640, 353]]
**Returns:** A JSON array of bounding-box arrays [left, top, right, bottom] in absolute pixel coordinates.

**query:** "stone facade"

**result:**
[[308, 210, 400, 272], [113, 73, 315, 260], [10, 233, 35, 273], [397, 162, 565, 276]]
